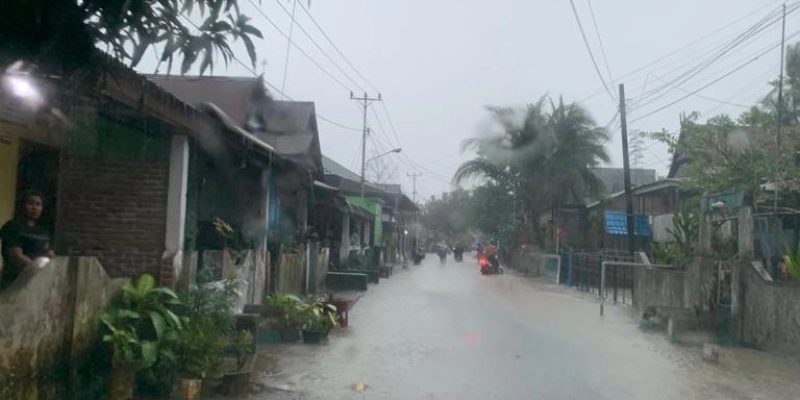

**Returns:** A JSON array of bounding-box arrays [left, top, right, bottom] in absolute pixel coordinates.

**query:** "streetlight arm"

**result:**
[[366, 148, 402, 164]]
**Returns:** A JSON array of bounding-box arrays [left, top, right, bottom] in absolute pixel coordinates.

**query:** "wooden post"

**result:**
[[732, 204, 754, 343]]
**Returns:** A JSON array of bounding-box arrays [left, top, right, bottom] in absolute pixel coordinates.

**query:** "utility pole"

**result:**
[[407, 172, 422, 203], [775, 2, 787, 214], [351, 92, 382, 197], [619, 84, 636, 256]]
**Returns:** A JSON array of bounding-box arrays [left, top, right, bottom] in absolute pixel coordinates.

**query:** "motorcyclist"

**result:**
[[485, 241, 499, 269], [436, 241, 449, 264], [453, 243, 464, 261]]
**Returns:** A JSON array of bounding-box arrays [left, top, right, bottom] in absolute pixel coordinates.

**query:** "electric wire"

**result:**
[[272, 0, 368, 93], [570, 0, 617, 102], [296, 0, 381, 93], [629, 29, 800, 123]]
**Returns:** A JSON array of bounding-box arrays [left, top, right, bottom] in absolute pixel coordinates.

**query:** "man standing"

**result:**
[[0, 190, 55, 289]]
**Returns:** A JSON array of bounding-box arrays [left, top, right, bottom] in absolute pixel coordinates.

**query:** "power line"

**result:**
[[228, 52, 363, 131], [701, 67, 776, 116], [569, 0, 616, 102], [380, 102, 405, 150], [586, 0, 614, 87], [647, 73, 752, 107], [246, 0, 353, 93], [280, 0, 299, 96], [272, 0, 367, 93], [579, 1, 783, 104], [632, 5, 793, 109], [630, 29, 800, 123], [296, 0, 381, 93]]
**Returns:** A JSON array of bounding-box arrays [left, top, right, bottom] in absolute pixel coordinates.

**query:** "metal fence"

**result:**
[[560, 250, 636, 305]]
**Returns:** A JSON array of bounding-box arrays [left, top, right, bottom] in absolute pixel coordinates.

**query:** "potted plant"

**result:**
[[174, 275, 240, 399], [265, 293, 303, 342], [299, 298, 339, 344], [99, 274, 182, 399]]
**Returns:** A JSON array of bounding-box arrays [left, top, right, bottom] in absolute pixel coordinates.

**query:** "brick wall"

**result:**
[[57, 155, 169, 280]]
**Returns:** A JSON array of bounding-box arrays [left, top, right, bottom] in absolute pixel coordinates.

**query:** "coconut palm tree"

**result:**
[[453, 95, 610, 245]]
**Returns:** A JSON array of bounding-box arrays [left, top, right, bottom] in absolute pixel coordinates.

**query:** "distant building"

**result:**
[[591, 167, 657, 194]]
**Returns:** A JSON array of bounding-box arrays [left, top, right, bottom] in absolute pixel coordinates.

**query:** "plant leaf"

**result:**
[[141, 341, 158, 368], [242, 35, 256, 68], [148, 311, 166, 340]]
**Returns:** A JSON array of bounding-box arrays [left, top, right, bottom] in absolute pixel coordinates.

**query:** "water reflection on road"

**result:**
[[252, 256, 800, 400]]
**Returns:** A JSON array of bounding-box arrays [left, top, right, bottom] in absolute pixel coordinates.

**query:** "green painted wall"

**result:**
[[345, 196, 382, 245]]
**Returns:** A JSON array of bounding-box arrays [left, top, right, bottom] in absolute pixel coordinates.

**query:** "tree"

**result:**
[[420, 189, 472, 241], [649, 113, 798, 209], [1, 0, 265, 74], [453, 96, 610, 245]]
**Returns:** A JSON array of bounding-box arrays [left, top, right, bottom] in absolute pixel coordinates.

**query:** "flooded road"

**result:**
[[253, 256, 800, 400]]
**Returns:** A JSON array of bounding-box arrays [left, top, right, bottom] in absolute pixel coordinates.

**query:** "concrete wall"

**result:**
[[0, 257, 126, 400], [632, 266, 687, 311], [742, 261, 800, 354], [509, 249, 559, 281]]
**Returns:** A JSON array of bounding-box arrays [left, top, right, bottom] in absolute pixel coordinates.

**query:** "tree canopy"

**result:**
[[452, 96, 609, 244], [2, 0, 265, 74]]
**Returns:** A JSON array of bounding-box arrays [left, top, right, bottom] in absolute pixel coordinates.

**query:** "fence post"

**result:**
[[613, 251, 619, 304], [600, 250, 605, 298], [567, 249, 574, 286]]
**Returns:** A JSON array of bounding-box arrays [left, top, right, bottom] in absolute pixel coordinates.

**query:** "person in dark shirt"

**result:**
[[0, 190, 54, 288]]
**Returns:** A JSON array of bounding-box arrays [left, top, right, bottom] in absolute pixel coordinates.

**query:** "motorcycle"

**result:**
[[453, 246, 464, 262], [412, 247, 425, 265], [478, 253, 503, 275], [436, 248, 447, 265]]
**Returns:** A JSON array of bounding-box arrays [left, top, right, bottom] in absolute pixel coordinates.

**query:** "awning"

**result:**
[[344, 200, 374, 220]]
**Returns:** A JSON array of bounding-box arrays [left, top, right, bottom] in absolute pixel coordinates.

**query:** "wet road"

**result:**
[[254, 255, 800, 400]]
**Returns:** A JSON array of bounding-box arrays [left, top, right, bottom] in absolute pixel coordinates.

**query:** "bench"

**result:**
[[326, 272, 368, 291]]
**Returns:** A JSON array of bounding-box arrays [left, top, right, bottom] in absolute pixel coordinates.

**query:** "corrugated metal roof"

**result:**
[[322, 155, 362, 182]]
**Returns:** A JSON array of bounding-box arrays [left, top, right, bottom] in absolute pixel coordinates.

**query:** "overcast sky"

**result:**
[[138, 0, 791, 201]]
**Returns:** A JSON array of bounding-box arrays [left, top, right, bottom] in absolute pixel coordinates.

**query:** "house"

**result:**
[[591, 167, 657, 194], [320, 156, 419, 269], [0, 52, 212, 285], [375, 183, 420, 264], [583, 179, 683, 249], [148, 75, 330, 295], [0, 52, 299, 398]]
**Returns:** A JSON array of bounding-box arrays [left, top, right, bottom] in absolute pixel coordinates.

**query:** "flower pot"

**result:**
[[107, 363, 136, 400], [301, 330, 325, 344], [281, 328, 300, 342], [181, 378, 202, 400], [257, 328, 283, 344]]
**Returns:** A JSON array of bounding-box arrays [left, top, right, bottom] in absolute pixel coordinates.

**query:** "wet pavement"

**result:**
[[250, 255, 800, 400]]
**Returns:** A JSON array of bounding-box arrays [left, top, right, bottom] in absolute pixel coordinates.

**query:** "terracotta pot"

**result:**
[[181, 378, 202, 400], [281, 328, 300, 342], [301, 330, 324, 344], [107, 363, 135, 400]]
